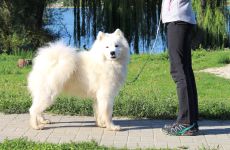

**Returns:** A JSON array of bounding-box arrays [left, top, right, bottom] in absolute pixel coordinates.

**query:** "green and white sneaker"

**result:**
[[162, 123, 199, 136]]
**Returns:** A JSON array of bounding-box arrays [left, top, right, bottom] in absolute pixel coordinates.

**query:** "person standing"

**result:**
[[161, 0, 202, 136]]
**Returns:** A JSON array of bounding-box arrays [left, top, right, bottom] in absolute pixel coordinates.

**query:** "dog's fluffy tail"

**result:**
[[28, 42, 78, 96]]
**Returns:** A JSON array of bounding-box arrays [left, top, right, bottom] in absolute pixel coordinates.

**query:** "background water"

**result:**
[[46, 6, 230, 53], [46, 7, 166, 54]]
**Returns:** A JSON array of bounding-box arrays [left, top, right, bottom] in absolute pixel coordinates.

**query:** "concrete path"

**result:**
[[0, 113, 230, 150]]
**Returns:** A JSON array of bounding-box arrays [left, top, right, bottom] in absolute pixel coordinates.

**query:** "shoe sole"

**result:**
[[161, 128, 199, 136]]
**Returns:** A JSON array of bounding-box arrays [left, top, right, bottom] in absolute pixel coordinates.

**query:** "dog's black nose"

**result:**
[[110, 51, 116, 56]]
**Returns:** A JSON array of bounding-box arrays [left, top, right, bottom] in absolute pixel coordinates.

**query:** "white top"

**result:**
[[161, 0, 196, 24]]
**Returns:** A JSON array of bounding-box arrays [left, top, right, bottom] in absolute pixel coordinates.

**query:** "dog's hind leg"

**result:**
[[29, 93, 55, 130], [38, 114, 51, 124], [29, 97, 45, 130]]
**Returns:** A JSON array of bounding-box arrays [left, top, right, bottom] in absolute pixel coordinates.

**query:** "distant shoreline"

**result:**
[[46, 3, 75, 8]]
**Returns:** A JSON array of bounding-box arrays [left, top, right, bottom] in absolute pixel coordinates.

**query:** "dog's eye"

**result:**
[[115, 45, 119, 48], [106, 46, 109, 48]]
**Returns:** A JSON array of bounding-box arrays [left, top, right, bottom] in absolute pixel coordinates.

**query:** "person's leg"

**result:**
[[162, 21, 199, 135], [183, 24, 199, 125], [167, 22, 190, 124]]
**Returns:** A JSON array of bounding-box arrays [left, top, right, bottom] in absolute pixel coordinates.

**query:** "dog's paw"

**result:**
[[108, 124, 121, 131], [31, 124, 45, 130], [96, 122, 106, 128], [40, 119, 51, 124], [96, 120, 106, 128]]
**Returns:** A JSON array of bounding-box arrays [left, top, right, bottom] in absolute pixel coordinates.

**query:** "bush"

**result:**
[[0, 0, 56, 54], [218, 55, 230, 64], [0, 27, 55, 54]]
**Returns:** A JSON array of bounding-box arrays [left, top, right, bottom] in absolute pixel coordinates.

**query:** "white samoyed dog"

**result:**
[[28, 29, 129, 131]]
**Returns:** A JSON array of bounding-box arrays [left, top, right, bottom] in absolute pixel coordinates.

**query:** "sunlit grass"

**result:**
[[0, 138, 175, 150], [0, 49, 230, 119]]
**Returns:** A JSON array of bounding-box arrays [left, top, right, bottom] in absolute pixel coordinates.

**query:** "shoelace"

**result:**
[[177, 123, 195, 135], [170, 123, 195, 134]]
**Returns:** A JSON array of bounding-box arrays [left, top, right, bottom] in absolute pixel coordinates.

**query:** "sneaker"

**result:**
[[162, 123, 199, 136]]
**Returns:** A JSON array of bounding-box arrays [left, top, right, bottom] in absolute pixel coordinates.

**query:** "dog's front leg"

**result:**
[[93, 100, 101, 127], [96, 91, 120, 131]]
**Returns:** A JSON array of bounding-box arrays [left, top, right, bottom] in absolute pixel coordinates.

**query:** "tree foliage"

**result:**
[[70, 0, 163, 54], [192, 0, 229, 49], [0, 0, 228, 54], [69, 0, 229, 52], [0, 0, 56, 53]]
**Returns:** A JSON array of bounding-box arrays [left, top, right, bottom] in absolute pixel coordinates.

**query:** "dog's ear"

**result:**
[[97, 31, 105, 41], [114, 29, 124, 37]]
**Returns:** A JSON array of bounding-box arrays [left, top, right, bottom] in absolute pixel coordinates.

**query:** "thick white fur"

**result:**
[[28, 29, 129, 131]]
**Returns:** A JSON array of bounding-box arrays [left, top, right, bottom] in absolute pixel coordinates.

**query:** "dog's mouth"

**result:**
[[111, 56, 117, 59]]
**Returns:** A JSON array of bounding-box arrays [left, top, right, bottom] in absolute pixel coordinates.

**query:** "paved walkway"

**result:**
[[0, 113, 230, 150]]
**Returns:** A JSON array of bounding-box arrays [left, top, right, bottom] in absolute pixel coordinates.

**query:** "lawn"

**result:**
[[0, 138, 175, 150], [0, 49, 230, 120]]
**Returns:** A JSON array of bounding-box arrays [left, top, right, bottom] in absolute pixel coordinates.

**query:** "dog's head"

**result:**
[[93, 29, 129, 62]]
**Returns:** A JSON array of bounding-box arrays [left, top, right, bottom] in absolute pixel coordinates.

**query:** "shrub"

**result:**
[[218, 55, 230, 64]]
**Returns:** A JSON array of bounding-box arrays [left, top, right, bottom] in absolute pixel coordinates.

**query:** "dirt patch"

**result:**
[[201, 64, 230, 79]]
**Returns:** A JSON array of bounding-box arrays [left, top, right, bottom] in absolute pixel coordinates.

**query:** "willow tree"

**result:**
[[192, 0, 229, 49], [66, 0, 229, 52], [71, 0, 162, 54]]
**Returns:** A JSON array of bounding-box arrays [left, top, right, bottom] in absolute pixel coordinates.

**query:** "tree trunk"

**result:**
[[35, 0, 46, 29]]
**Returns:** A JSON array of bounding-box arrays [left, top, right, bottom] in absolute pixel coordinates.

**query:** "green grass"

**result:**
[[0, 138, 117, 150], [0, 49, 230, 119], [0, 138, 173, 150], [0, 138, 218, 150]]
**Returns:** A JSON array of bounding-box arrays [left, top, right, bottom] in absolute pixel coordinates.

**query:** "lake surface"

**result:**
[[46, 7, 230, 53], [46, 8, 166, 54]]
